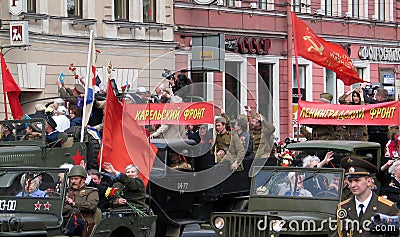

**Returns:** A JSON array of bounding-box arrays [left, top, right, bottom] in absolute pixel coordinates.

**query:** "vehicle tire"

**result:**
[[64, 126, 100, 170]]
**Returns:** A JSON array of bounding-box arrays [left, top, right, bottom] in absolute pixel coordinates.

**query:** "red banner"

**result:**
[[124, 102, 215, 125], [292, 12, 363, 86], [298, 100, 400, 125]]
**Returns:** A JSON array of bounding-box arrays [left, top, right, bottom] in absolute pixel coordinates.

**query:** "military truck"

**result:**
[[210, 166, 344, 237], [0, 118, 100, 169], [0, 167, 156, 236], [148, 139, 255, 236]]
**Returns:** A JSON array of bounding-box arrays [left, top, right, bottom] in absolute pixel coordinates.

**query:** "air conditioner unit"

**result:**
[[345, 12, 352, 18], [216, 0, 224, 6], [249, 2, 257, 9], [315, 9, 324, 15], [370, 15, 378, 21]]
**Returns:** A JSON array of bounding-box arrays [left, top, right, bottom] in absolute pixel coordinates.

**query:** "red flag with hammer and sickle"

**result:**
[[291, 12, 364, 86]]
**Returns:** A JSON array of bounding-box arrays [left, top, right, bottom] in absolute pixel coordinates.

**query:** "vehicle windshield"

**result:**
[[0, 169, 67, 199], [252, 169, 342, 200]]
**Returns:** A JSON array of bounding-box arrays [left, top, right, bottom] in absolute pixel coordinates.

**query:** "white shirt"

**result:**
[[355, 191, 373, 217], [52, 115, 71, 132]]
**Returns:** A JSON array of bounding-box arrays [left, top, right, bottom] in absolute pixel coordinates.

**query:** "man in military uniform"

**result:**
[[337, 157, 398, 237], [63, 166, 99, 237], [301, 93, 339, 140], [1, 122, 16, 141], [213, 116, 245, 170], [244, 105, 275, 158]]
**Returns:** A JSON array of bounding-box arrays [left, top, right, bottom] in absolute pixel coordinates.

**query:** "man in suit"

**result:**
[[337, 157, 398, 237]]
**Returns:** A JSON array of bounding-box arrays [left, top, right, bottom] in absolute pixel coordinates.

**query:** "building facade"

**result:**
[[173, 0, 400, 140], [0, 0, 175, 116]]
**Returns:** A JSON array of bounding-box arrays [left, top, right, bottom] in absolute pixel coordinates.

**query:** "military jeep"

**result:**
[[286, 140, 382, 168], [210, 166, 344, 237], [0, 167, 157, 237]]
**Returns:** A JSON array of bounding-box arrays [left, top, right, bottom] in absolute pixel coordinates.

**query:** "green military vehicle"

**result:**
[[210, 166, 344, 237], [0, 118, 100, 169], [0, 167, 156, 236], [286, 140, 383, 168]]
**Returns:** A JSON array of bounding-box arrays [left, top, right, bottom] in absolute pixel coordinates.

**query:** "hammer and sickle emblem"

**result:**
[[303, 36, 324, 55]]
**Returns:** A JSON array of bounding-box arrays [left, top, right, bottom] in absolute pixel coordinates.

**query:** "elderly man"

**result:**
[[63, 166, 99, 237], [45, 116, 61, 147], [338, 157, 398, 237]]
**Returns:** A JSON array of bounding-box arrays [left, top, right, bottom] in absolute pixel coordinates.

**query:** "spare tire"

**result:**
[[64, 126, 100, 170]]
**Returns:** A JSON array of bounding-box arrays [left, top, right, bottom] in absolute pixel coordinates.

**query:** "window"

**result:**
[[143, 0, 156, 22], [324, 0, 333, 15], [225, 61, 241, 119], [67, 0, 82, 18], [352, 0, 359, 17], [325, 69, 337, 103], [225, 0, 235, 7], [258, 63, 274, 121], [27, 0, 36, 13], [115, 0, 129, 20], [259, 0, 267, 10], [292, 0, 310, 13]]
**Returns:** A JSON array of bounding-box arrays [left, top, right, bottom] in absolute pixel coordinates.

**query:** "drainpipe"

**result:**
[[286, 5, 293, 138]]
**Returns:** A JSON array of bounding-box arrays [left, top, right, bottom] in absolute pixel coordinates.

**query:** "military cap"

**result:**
[[1, 121, 14, 130], [320, 92, 333, 103], [74, 84, 85, 94], [340, 156, 378, 179], [30, 123, 42, 133], [46, 116, 57, 129], [215, 116, 226, 124]]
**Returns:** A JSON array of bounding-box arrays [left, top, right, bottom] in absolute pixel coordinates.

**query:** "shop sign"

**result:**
[[9, 0, 27, 16], [9, 21, 29, 46], [225, 37, 271, 55], [359, 46, 400, 62]]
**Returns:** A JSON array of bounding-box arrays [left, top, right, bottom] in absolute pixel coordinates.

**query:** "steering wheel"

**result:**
[[314, 191, 338, 198], [46, 191, 61, 198]]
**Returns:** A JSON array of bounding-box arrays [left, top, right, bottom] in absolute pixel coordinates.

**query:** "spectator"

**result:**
[[45, 116, 61, 147], [87, 169, 112, 211], [28, 104, 47, 119], [149, 96, 186, 140], [338, 87, 368, 141], [103, 162, 146, 211], [1, 122, 16, 141], [69, 106, 83, 127], [170, 73, 192, 96], [186, 125, 200, 144], [377, 159, 400, 208], [21, 123, 42, 141]]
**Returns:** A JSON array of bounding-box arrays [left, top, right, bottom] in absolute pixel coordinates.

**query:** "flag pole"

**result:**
[[0, 50, 9, 120], [80, 30, 94, 143], [291, 12, 302, 141]]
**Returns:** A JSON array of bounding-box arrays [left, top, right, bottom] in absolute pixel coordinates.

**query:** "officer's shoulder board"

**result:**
[[378, 196, 395, 206], [338, 198, 351, 207]]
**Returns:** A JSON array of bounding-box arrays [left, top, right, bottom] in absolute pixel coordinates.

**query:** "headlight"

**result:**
[[271, 220, 283, 232], [214, 216, 225, 229]]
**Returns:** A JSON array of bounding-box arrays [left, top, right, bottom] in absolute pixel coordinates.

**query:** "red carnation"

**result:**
[[74, 75, 79, 79]]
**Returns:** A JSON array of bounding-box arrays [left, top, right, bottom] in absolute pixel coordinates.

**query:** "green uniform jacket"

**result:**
[[249, 110, 275, 158], [213, 131, 245, 164], [59, 86, 78, 106], [64, 185, 99, 222], [117, 173, 146, 210], [337, 193, 398, 237]]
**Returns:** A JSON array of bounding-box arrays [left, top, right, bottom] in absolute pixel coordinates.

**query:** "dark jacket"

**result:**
[[115, 173, 146, 210]]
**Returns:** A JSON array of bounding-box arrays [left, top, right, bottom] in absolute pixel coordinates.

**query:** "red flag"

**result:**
[[291, 12, 363, 86], [100, 80, 157, 186], [0, 53, 23, 119]]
